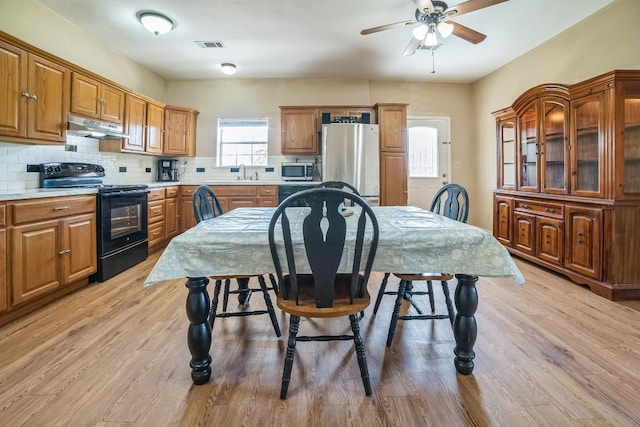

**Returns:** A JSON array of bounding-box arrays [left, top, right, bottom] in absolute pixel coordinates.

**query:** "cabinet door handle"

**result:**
[[58, 249, 71, 255], [30, 94, 38, 100], [54, 206, 71, 210], [21, 92, 31, 98]]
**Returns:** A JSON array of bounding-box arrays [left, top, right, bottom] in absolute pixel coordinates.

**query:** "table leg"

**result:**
[[453, 274, 478, 375], [185, 276, 212, 384]]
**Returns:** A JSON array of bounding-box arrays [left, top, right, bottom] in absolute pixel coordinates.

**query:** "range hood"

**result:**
[[66, 114, 129, 140]]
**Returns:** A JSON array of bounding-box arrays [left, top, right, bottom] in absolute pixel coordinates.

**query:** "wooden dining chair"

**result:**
[[268, 188, 379, 399], [192, 185, 280, 337], [373, 183, 469, 347]]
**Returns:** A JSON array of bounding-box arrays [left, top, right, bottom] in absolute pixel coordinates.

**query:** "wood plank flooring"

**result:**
[[0, 251, 639, 426]]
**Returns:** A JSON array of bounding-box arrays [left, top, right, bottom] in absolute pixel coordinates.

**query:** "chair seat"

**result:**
[[277, 275, 370, 318], [394, 273, 454, 281]]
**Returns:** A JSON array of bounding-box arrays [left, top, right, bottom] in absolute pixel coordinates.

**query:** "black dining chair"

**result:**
[[373, 183, 469, 347], [316, 180, 360, 206], [192, 185, 280, 337], [316, 181, 367, 316], [268, 188, 379, 399]]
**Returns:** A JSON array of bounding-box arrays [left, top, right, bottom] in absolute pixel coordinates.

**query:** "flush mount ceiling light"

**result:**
[[138, 12, 174, 35], [220, 63, 237, 75]]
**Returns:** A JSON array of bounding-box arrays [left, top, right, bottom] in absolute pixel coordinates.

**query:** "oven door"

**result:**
[[98, 189, 149, 255]]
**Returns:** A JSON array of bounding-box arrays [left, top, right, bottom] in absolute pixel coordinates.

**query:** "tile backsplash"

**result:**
[[0, 137, 319, 192]]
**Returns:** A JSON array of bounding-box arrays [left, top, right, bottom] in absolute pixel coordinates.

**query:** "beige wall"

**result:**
[[472, 0, 640, 229], [166, 80, 474, 194], [0, 0, 167, 100]]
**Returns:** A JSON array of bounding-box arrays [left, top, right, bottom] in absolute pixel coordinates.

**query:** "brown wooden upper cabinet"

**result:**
[[164, 105, 199, 157], [280, 107, 318, 154], [377, 104, 407, 153], [70, 72, 125, 124], [0, 39, 69, 144], [122, 94, 164, 154]]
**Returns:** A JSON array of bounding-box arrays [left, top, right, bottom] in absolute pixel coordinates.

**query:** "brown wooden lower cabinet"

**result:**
[[493, 192, 639, 300], [0, 203, 7, 313], [1, 195, 96, 326], [565, 206, 602, 280], [178, 184, 279, 233], [147, 186, 180, 251], [380, 153, 407, 206]]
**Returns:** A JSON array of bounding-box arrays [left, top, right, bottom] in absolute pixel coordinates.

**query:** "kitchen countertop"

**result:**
[[0, 187, 98, 202], [0, 181, 321, 201]]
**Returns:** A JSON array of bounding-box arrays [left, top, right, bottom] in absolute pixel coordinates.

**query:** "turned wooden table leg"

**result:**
[[185, 276, 212, 384], [453, 274, 478, 375]]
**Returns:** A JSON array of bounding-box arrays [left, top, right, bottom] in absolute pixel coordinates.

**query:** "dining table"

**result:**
[[144, 205, 525, 385]]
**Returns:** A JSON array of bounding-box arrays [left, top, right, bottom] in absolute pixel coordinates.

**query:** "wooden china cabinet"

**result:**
[[493, 70, 640, 300]]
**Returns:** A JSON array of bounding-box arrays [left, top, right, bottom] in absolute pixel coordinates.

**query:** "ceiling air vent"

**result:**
[[194, 41, 225, 48]]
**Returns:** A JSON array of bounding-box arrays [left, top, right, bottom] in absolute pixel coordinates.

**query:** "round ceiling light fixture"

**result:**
[[138, 11, 175, 36], [221, 63, 237, 75]]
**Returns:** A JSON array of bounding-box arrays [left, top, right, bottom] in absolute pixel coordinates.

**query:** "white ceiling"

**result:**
[[38, 0, 613, 83]]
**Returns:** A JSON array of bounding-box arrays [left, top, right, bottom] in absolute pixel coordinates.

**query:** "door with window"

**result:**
[[407, 117, 450, 209]]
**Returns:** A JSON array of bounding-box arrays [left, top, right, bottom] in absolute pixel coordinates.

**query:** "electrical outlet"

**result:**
[[119, 167, 127, 173], [145, 168, 152, 173]]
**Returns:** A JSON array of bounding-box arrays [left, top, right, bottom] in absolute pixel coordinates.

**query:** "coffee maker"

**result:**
[[157, 159, 179, 182]]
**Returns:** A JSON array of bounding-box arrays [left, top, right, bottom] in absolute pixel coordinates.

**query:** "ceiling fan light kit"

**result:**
[[138, 11, 175, 36], [361, 0, 509, 56]]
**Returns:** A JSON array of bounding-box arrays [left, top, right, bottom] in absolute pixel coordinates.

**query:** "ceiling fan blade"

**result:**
[[445, 0, 509, 18], [450, 21, 487, 44], [402, 36, 424, 56], [413, 0, 435, 13], [361, 19, 416, 35]]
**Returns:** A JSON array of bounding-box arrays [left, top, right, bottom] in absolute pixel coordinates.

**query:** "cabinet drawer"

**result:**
[[148, 188, 165, 201], [165, 186, 179, 198], [148, 222, 165, 247], [0, 204, 5, 227], [257, 197, 278, 207], [11, 196, 95, 225], [514, 200, 563, 217], [148, 200, 164, 223], [258, 186, 277, 197], [179, 186, 198, 197], [211, 185, 258, 197]]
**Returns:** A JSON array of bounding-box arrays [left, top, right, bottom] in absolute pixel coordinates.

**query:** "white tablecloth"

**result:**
[[144, 206, 524, 286]]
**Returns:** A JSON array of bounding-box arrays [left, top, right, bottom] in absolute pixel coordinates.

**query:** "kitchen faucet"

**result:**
[[238, 164, 246, 180]]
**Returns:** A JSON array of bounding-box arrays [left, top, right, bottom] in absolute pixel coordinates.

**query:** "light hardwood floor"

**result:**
[[0, 251, 639, 426]]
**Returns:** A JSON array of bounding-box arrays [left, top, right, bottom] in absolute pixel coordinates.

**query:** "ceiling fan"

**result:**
[[361, 0, 509, 56]]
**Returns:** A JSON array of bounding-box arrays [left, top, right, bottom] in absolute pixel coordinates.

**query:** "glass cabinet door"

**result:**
[[498, 117, 516, 189], [518, 102, 539, 191], [541, 98, 569, 194], [571, 93, 605, 197], [623, 83, 640, 195]]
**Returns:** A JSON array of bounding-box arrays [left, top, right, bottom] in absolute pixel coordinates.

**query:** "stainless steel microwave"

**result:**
[[281, 162, 314, 181]]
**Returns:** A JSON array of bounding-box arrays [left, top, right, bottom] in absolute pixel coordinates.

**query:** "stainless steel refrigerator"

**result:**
[[321, 123, 380, 204]]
